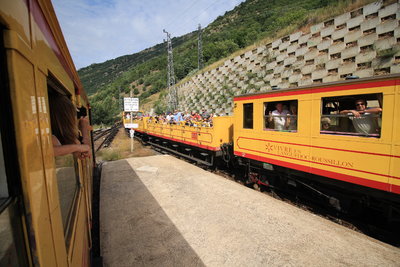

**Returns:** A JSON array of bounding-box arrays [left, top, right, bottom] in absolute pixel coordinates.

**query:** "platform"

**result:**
[[100, 155, 400, 266]]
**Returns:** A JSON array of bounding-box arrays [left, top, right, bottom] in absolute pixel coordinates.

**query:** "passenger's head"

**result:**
[[355, 99, 367, 111], [48, 93, 78, 145], [290, 104, 297, 114], [321, 117, 331, 130], [276, 103, 283, 112]]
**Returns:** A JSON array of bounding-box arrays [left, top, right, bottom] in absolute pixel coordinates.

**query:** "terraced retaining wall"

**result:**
[[177, 1, 400, 115]]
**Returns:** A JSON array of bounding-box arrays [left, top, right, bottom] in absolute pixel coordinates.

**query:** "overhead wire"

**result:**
[[164, 0, 203, 30], [165, 0, 235, 38]]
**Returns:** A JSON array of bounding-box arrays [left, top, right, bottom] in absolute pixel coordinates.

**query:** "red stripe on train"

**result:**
[[236, 136, 400, 159], [234, 151, 400, 194]]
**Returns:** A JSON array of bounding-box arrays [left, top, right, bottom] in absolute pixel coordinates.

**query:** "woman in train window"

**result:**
[[48, 92, 91, 158]]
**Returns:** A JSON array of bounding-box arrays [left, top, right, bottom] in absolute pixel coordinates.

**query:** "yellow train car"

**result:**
[[233, 74, 399, 218], [0, 0, 94, 266], [122, 110, 143, 128], [131, 117, 146, 133], [136, 117, 233, 166]]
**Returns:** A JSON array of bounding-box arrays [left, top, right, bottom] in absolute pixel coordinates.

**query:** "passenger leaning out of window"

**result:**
[[269, 102, 290, 130], [339, 99, 382, 135], [49, 94, 91, 159]]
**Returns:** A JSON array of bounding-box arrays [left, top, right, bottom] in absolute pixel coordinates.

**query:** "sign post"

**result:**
[[129, 129, 135, 152], [124, 97, 139, 152]]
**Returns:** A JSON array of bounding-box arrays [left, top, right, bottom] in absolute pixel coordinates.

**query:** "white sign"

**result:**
[[129, 129, 135, 138], [124, 97, 139, 112], [125, 123, 138, 129]]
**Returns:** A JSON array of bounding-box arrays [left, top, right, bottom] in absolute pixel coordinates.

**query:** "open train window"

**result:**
[[47, 79, 81, 248], [264, 100, 298, 132], [243, 103, 253, 129], [320, 93, 382, 138]]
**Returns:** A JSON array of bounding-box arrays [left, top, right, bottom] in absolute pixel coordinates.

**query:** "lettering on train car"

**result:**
[[191, 132, 198, 140]]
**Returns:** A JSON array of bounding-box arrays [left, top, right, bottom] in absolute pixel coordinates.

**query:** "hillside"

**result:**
[[83, 0, 374, 125], [78, 32, 195, 95]]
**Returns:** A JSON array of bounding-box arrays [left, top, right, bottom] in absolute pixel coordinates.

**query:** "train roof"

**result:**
[[234, 73, 400, 101]]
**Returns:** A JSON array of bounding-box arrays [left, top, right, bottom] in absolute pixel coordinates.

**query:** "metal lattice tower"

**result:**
[[163, 29, 177, 111], [198, 24, 203, 70]]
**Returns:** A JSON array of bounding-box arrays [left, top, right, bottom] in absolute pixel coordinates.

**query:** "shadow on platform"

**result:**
[[100, 159, 205, 267]]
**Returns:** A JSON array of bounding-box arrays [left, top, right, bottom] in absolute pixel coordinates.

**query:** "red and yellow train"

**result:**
[[1, 0, 95, 266], [133, 74, 400, 223]]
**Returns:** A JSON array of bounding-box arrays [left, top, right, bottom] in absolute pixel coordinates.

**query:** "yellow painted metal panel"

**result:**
[[389, 82, 400, 191], [8, 49, 57, 266], [145, 116, 233, 150], [31, 19, 75, 96], [36, 69, 69, 267], [70, 194, 87, 267], [0, 0, 31, 46]]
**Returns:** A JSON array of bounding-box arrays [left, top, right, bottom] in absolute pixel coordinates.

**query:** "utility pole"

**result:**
[[163, 29, 177, 111], [198, 24, 203, 70]]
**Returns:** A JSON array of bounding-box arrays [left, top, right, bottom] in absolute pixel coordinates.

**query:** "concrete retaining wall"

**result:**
[[176, 1, 400, 115]]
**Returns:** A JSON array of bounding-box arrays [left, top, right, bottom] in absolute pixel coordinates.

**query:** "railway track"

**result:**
[[94, 122, 121, 152]]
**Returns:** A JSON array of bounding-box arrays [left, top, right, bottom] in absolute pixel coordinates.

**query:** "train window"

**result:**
[[320, 93, 382, 137], [243, 103, 253, 129], [48, 84, 81, 246], [264, 100, 298, 132]]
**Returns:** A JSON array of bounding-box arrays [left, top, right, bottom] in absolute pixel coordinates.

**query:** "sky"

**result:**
[[52, 0, 245, 69]]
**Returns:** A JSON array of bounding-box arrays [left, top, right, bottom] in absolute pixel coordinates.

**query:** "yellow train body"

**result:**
[[135, 116, 233, 151], [1, 0, 92, 266], [233, 75, 400, 194]]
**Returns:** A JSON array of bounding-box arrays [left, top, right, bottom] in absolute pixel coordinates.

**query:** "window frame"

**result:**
[[47, 80, 82, 248], [263, 100, 298, 132], [320, 93, 383, 138], [243, 103, 254, 129]]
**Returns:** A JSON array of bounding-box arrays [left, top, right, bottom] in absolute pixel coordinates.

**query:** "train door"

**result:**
[[0, 26, 30, 266]]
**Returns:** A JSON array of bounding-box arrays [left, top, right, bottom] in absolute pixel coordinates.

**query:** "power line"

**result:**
[[167, 0, 226, 36], [164, 0, 202, 30]]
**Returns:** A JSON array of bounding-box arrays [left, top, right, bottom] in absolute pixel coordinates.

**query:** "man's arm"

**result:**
[[364, 107, 382, 114], [340, 109, 361, 118]]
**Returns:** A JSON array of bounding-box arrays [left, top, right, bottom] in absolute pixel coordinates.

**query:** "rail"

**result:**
[[95, 122, 121, 152]]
